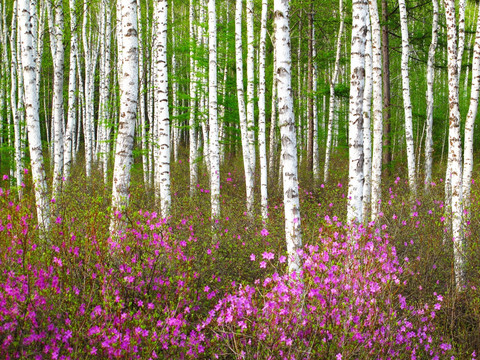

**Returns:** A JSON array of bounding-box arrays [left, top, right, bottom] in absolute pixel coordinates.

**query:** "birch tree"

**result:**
[[64, 0, 78, 181], [18, 0, 50, 231], [236, 0, 254, 216], [347, 0, 368, 224], [110, 0, 138, 233], [368, 0, 383, 222], [444, 0, 465, 289], [153, 0, 171, 218], [50, 0, 65, 198], [362, 8, 373, 221], [462, 8, 480, 216], [258, 0, 268, 220], [209, 0, 220, 220], [424, 0, 438, 189], [246, 0, 255, 173], [189, 0, 198, 195], [324, 0, 344, 183], [275, 0, 302, 272], [398, 0, 417, 195]]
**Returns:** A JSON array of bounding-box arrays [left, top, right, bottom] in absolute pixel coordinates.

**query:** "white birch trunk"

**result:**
[[19, 0, 50, 231], [462, 9, 480, 216], [347, 0, 367, 224], [236, 0, 254, 216], [424, 0, 439, 189], [246, 0, 255, 173], [64, 0, 78, 181], [268, 43, 278, 179], [362, 9, 373, 221], [110, 0, 138, 234], [369, 0, 383, 222], [11, 0, 23, 197], [457, 0, 466, 84], [189, 0, 198, 194], [324, 0, 344, 183], [444, 0, 465, 289], [51, 0, 64, 198], [275, 0, 302, 272], [258, 0, 268, 220], [398, 0, 417, 195], [209, 0, 220, 219], [312, 25, 320, 183], [154, 0, 171, 218]]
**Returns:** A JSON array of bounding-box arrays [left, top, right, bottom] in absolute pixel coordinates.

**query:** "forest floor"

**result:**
[[0, 150, 479, 359]]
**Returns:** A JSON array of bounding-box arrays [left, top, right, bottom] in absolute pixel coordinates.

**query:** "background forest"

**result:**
[[0, 0, 480, 358]]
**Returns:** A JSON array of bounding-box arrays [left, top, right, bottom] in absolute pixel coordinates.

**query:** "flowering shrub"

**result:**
[[202, 224, 452, 359]]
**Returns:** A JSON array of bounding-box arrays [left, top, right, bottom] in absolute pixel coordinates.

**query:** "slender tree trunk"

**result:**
[[457, 0, 466, 84], [312, 25, 320, 183], [11, 0, 23, 197], [51, 0, 65, 198], [110, 0, 138, 234], [444, 0, 465, 289], [64, 0, 78, 181], [268, 42, 278, 179], [362, 8, 372, 221], [369, 0, 383, 222], [275, 0, 302, 273], [307, 6, 314, 174], [424, 0, 439, 190], [153, 0, 171, 218], [462, 8, 480, 218], [19, 0, 50, 231], [236, 0, 254, 216], [189, 0, 198, 194], [347, 0, 367, 224], [324, 0, 344, 183], [398, 0, 417, 195], [258, 0, 268, 221], [381, 0, 391, 171], [246, 0, 255, 174], [209, 0, 220, 220]]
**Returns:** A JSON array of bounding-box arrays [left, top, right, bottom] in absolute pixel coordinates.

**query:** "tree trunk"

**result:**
[[110, 0, 138, 234], [324, 0, 344, 183], [246, 0, 255, 174], [381, 0, 391, 171], [209, 0, 220, 220], [362, 7, 372, 221], [462, 8, 480, 218], [369, 0, 383, 222], [347, 0, 367, 224], [398, 0, 417, 195], [424, 0, 438, 190], [236, 0, 254, 216], [275, 0, 302, 272], [444, 0, 465, 289], [189, 0, 198, 195], [19, 0, 50, 231], [258, 0, 268, 221]]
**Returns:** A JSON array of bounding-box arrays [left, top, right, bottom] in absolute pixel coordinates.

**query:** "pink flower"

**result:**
[[262, 252, 274, 260], [261, 228, 269, 236], [250, 254, 256, 261], [260, 261, 266, 268]]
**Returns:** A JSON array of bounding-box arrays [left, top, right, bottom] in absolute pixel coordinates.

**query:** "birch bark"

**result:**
[[236, 0, 254, 216], [275, 0, 302, 272], [154, 0, 171, 218], [362, 8, 372, 221], [444, 0, 465, 289], [462, 8, 480, 217], [209, 0, 220, 219], [258, 0, 268, 220], [424, 0, 439, 189], [398, 0, 417, 195], [324, 0, 344, 183], [110, 0, 138, 234], [369, 0, 383, 222], [347, 0, 367, 224], [19, 0, 50, 231]]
